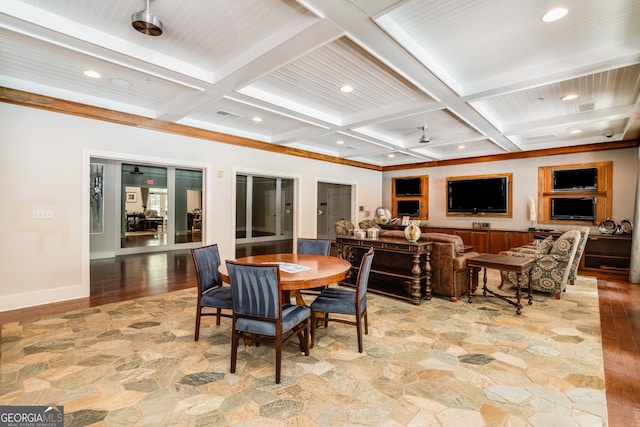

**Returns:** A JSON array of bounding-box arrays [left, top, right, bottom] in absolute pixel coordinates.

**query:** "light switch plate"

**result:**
[[33, 209, 54, 219]]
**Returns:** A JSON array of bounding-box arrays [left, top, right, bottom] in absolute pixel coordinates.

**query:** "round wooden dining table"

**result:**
[[218, 253, 351, 294]]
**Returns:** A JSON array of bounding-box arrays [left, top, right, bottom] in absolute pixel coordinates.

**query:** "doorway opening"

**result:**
[[317, 182, 353, 240], [235, 174, 294, 256], [119, 164, 203, 249]]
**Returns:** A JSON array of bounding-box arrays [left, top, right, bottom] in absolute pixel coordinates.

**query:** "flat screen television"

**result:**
[[552, 167, 597, 191], [396, 200, 420, 217], [394, 177, 422, 196], [550, 197, 596, 221], [447, 176, 508, 214]]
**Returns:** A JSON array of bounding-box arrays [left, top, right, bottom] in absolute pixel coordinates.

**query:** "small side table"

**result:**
[[467, 253, 535, 315]]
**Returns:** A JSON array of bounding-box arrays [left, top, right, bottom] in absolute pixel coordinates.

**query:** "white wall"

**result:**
[[0, 103, 382, 311], [382, 149, 638, 234]]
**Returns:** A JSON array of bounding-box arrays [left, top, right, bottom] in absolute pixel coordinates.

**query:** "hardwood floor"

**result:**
[[0, 247, 638, 426]]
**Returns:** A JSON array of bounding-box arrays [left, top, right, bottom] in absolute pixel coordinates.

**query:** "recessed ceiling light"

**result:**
[[570, 129, 582, 134], [83, 70, 101, 79], [388, 153, 395, 158], [252, 116, 262, 122], [457, 145, 465, 150], [561, 94, 578, 101], [340, 85, 353, 93], [336, 140, 344, 145], [542, 7, 568, 23]]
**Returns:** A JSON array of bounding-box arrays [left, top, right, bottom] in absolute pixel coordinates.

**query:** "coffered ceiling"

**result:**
[[1, 0, 639, 167]]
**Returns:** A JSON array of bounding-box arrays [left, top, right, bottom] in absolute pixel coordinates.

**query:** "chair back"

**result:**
[[355, 248, 375, 303], [226, 261, 281, 320], [191, 244, 222, 294], [297, 238, 331, 256], [568, 226, 590, 281], [549, 229, 581, 289]]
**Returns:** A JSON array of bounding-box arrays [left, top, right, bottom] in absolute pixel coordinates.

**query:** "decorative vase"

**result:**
[[404, 222, 421, 243]]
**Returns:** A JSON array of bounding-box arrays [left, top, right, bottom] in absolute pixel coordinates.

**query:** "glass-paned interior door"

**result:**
[[236, 174, 294, 243], [175, 169, 203, 244]]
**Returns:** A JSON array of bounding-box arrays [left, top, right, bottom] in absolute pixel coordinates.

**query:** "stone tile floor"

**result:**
[[1, 272, 606, 426]]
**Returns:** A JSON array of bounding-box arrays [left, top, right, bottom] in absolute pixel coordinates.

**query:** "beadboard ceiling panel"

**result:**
[[1, 0, 638, 166]]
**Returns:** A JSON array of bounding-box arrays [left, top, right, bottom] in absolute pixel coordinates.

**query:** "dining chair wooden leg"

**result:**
[[310, 311, 317, 348], [299, 320, 310, 355], [356, 314, 363, 353], [194, 307, 202, 341], [215, 308, 222, 325], [363, 309, 368, 334], [230, 327, 239, 374], [275, 340, 282, 384]]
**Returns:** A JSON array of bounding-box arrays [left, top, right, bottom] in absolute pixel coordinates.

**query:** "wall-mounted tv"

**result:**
[[552, 167, 597, 191], [394, 177, 422, 196], [396, 200, 420, 217], [447, 176, 508, 214], [550, 197, 596, 221]]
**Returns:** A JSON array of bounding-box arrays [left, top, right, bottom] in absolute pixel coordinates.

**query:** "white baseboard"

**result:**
[[0, 284, 88, 312]]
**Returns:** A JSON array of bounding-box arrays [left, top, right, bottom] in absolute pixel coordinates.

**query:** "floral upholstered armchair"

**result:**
[[500, 229, 581, 299], [509, 226, 589, 286]]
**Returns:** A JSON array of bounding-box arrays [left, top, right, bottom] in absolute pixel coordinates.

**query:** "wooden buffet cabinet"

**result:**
[[382, 225, 632, 276], [336, 235, 433, 305]]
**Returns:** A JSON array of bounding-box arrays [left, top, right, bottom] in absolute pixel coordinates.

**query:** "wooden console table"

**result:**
[[335, 236, 433, 305], [467, 253, 535, 315]]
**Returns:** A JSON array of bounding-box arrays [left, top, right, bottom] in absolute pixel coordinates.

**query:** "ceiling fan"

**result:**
[[418, 126, 430, 144]]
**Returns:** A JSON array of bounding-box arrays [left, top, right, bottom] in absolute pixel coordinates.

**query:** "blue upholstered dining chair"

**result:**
[[297, 238, 331, 294], [226, 261, 311, 384], [297, 237, 331, 257], [310, 247, 375, 353], [191, 244, 233, 341]]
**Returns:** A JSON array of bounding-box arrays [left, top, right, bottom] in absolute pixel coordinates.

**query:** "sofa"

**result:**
[[380, 230, 479, 301]]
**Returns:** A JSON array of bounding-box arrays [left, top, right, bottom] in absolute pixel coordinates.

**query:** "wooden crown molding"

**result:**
[[2, 87, 637, 172]]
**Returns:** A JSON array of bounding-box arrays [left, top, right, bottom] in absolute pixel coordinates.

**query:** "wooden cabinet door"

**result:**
[[488, 231, 509, 253], [451, 229, 471, 244], [508, 232, 533, 249], [489, 231, 532, 253], [469, 231, 488, 253]]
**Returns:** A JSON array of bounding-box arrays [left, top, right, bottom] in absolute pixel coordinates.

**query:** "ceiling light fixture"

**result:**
[[340, 85, 353, 93], [570, 129, 582, 134], [418, 126, 430, 143], [561, 94, 578, 101], [252, 116, 262, 122], [542, 7, 568, 23], [83, 70, 101, 79], [337, 140, 344, 145], [132, 0, 164, 36], [130, 165, 143, 175]]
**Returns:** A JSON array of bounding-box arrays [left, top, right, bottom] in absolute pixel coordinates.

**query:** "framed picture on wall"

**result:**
[[90, 163, 104, 234], [126, 192, 137, 202]]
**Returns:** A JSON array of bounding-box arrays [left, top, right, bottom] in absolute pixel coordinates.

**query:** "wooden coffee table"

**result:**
[[467, 253, 535, 315]]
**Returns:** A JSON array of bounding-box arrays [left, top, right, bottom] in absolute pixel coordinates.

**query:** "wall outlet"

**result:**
[[33, 209, 54, 219]]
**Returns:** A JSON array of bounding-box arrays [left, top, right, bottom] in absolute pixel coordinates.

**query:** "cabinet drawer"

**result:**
[[384, 242, 413, 251], [368, 241, 387, 249]]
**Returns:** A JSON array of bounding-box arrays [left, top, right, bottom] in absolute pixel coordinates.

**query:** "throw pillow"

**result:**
[[536, 236, 554, 254]]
